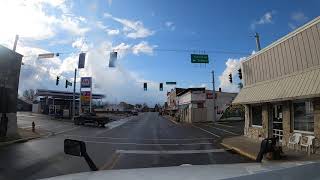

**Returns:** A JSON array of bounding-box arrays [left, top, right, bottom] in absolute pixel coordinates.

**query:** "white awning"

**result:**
[[233, 67, 320, 104]]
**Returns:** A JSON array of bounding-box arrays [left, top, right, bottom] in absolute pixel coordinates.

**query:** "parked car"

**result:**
[[74, 112, 110, 127], [132, 110, 138, 115]]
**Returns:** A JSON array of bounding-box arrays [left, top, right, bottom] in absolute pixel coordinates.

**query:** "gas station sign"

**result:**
[[81, 77, 92, 88]]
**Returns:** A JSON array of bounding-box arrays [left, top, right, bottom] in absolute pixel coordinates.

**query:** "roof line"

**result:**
[[243, 16, 320, 63]]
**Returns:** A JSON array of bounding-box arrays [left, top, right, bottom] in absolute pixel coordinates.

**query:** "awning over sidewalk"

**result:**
[[233, 67, 320, 104]]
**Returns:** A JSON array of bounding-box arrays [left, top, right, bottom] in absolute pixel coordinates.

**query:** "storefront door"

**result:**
[[272, 104, 283, 141]]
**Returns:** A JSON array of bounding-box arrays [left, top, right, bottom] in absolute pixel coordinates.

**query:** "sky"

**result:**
[[0, 0, 319, 105]]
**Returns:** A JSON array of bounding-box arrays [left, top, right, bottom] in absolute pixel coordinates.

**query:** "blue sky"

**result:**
[[0, 0, 319, 105]]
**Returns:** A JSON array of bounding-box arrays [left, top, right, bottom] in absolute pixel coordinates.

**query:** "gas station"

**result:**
[[34, 89, 104, 118]]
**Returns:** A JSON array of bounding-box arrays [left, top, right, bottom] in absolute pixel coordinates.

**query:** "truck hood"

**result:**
[[43, 161, 320, 180]]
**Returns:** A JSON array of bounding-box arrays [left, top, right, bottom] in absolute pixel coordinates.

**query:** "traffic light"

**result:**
[[238, 69, 242, 80], [159, 83, 163, 91], [65, 80, 72, 88], [229, 74, 232, 83], [143, 83, 147, 91], [65, 80, 68, 88], [56, 76, 59, 85]]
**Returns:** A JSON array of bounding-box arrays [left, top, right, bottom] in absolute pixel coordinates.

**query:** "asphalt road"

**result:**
[[0, 112, 250, 180]]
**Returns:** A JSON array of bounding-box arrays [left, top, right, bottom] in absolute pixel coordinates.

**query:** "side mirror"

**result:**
[[64, 139, 98, 171], [64, 139, 87, 157]]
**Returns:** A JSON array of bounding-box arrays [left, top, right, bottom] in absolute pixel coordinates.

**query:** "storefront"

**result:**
[[233, 16, 320, 150]]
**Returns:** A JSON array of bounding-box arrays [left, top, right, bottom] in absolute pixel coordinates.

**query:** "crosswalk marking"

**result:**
[[116, 149, 226, 154]]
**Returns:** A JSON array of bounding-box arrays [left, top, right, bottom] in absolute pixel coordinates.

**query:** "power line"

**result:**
[[21, 47, 250, 58]]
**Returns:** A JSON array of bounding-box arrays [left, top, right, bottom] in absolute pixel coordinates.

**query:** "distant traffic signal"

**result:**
[[229, 74, 233, 83], [238, 69, 242, 80], [65, 80, 72, 88], [143, 83, 147, 91], [159, 83, 163, 91], [78, 52, 86, 69], [56, 76, 60, 85]]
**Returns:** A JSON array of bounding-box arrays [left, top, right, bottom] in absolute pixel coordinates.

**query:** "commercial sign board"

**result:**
[[191, 54, 209, 63], [206, 92, 213, 99], [80, 77, 92, 88], [81, 91, 91, 105]]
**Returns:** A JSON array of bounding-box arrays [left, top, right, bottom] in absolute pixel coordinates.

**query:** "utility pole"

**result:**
[[254, 32, 261, 51], [212, 70, 216, 122], [73, 68, 77, 120], [13, 35, 19, 52]]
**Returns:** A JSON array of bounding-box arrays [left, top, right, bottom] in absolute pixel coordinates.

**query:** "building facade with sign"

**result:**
[[175, 88, 237, 123], [233, 17, 320, 149]]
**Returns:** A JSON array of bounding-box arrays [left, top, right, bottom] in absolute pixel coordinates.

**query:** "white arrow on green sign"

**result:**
[[191, 54, 209, 63]]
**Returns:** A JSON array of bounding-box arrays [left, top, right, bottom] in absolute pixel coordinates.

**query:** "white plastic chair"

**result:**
[[300, 135, 315, 155], [288, 133, 302, 150]]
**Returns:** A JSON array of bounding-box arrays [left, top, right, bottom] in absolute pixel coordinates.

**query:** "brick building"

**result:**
[[233, 17, 320, 148]]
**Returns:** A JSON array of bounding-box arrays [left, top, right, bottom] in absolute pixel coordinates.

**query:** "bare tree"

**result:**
[[22, 89, 36, 102]]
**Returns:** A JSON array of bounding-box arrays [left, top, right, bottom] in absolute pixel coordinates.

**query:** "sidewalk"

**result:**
[[0, 128, 49, 147], [221, 136, 320, 162]]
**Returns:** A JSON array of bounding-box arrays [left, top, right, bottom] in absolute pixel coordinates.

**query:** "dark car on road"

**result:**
[[74, 112, 110, 127]]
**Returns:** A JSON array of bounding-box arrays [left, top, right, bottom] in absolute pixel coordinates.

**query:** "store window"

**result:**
[[293, 100, 314, 132], [251, 105, 262, 126]]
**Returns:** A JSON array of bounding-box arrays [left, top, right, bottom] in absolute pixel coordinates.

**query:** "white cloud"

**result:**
[[288, 12, 308, 30], [132, 41, 157, 55], [72, 37, 89, 51], [165, 21, 176, 31], [251, 11, 276, 30], [107, 29, 120, 36], [218, 57, 246, 92], [103, 13, 154, 39], [112, 42, 131, 58], [58, 15, 90, 36], [291, 12, 308, 22], [0, 0, 90, 48], [96, 21, 107, 30]]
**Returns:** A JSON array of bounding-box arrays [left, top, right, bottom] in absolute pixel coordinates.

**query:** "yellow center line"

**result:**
[[99, 152, 121, 170]]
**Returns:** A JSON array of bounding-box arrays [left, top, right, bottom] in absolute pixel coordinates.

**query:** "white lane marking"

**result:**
[[63, 134, 216, 141], [92, 117, 133, 136], [54, 126, 81, 135], [191, 124, 220, 138], [116, 149, 226, 154], [81, 140, 213, 146], [205, 124, 238, 135], [215, 123, 234, 128]]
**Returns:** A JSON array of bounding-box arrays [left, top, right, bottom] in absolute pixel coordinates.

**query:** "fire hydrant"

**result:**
[[32, 121, 35, 132]]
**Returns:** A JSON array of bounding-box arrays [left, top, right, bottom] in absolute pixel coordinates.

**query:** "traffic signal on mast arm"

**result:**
[[238, 69, 242, 80], [65, 80, 72, 88], [143, 83, 147, 91], [229, 74, 233, 83], [56, 76, 60, 85], [159, 83, 163, 91]]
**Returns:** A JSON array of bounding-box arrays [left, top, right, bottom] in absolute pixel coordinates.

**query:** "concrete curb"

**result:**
[[0, 136, 41, 147], [220, 142, 257, 161]]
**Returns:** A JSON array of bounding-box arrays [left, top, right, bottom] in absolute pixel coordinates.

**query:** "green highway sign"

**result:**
[[191, 54, 209, 63]]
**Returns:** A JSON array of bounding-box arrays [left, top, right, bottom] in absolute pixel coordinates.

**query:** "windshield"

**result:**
[[0, 0, 319, 180]]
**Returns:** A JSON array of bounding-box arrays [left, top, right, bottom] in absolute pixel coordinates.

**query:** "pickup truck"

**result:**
[[74, 113, 110, 127]]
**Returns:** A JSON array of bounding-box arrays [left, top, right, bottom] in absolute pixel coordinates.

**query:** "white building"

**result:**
[[176, 88, 237, 123]]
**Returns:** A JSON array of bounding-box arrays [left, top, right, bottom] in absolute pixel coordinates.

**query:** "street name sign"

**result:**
[[166, 82, 177, 85], [191, 54, 209, 63]]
